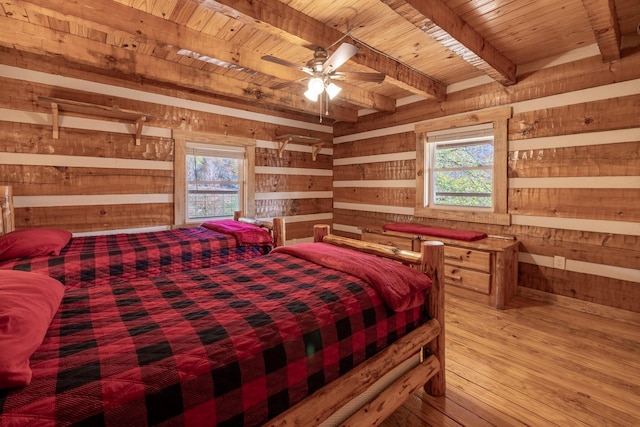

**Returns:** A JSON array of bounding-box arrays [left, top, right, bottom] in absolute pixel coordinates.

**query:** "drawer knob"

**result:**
[[446, 274, 463, 281]]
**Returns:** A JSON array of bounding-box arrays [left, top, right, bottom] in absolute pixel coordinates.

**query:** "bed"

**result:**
[[0, 185, 285, 288], [0, 225, 445, 426]]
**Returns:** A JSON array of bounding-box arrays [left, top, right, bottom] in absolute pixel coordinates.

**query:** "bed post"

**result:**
[[273, 217, 286, 247], [1, 186, 14, 235], [314, 224, 330, 242], [421, 240, 445, 396], [233, 210, 241, 221]]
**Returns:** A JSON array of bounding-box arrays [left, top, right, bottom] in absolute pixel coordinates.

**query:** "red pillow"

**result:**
[[0, 270, 65, 388], [0, 228, 72, 261]]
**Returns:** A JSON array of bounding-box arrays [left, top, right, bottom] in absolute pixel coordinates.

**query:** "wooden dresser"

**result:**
[[361, 227, 519, 309]]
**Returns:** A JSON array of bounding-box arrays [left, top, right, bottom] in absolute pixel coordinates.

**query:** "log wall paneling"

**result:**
[[333, 187, 415, 207], [334, 53, 640, 137], [510, 94, 640, 140], [0, 56, 333, 141], [509, 188, 640, 222], [255, 147, 332, 170], [333, 160, 416, 181], [15, 204, 173, 232], [0, 165, 173, 196], [518, 263, 639, 312], [255, 198, 334, 219], [255, 174, 333, 193], [1, 60, 332, 238], [0, 122, 174, 161], [333, 132, 416, 158], [508, 141, 640, 178], [332, 50, 640, 312]]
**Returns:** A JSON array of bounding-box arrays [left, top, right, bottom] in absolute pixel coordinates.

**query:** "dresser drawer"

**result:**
[[361, 230, 414, 251], [444, 265, 491, 294], [444, 246, 491, 273]]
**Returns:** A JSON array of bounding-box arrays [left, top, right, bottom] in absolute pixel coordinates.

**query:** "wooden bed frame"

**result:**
[[0, 185, 285, 246], [267, 224, 445, 426], [233, 210, 285, 247], [1, 185, 12, 236]]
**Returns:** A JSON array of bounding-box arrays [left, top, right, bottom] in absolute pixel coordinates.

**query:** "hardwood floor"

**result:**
[[381, 290, 640, 427]]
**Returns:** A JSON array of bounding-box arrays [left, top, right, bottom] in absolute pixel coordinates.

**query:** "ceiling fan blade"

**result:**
[[323, 42, 359, 73], [330, 71, 386, 83], [270, 77, 308, 90], [261, 55, 314, 75]]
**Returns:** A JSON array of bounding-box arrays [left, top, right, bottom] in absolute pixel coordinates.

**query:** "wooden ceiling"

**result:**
[[2, 0, 640, 123]]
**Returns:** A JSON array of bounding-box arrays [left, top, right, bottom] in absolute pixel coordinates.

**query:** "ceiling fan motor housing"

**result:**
[[310, 47, 328, 71]]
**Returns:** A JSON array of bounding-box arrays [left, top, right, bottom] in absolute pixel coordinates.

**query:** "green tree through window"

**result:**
[[187, 153, 241, 220], [432, 138, 494, 208]]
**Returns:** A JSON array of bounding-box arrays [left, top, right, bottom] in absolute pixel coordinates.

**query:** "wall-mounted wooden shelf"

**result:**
[[275, 134, 329, 161], [38, 96, 153, 145]]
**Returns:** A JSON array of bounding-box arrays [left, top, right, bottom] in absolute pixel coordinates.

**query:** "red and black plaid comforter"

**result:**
[[0, 251, 428, 426], [0, 227, 271, 288]]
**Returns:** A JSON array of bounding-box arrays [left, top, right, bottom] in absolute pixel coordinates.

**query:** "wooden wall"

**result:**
[[0, 49, 333, 243], [2, 46, 639, 312], [333, 50, 640, 312]]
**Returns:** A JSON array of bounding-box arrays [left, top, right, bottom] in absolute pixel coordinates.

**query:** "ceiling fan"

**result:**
[[262, 42, 385, 102]]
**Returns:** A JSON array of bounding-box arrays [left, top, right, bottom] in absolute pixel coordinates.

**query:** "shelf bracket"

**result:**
[[312, 142, 324, 161], [135, 116, 146, 146], [51, 102, 59, 139], [277, 137, 292, 158]]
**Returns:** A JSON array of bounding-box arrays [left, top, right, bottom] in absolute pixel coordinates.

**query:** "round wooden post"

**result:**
[[273, 217, 286, 247], [313, 224, 330, 242], [1, 186, 14, 235], [421, 240, 445, 396]]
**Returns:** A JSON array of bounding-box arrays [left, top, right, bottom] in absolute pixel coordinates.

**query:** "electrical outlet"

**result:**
[[553, 255, 566, 270]]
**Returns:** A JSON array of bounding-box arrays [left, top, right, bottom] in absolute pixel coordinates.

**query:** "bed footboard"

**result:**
[[266, 224, 445, 426]]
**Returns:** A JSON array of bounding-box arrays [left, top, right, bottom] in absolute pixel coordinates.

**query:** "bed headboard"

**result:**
[[0, 185, 14, 236], [234, 210, 286, 247]]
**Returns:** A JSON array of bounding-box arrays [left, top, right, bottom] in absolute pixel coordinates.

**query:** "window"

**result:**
[[186, 144, 243, 221], [426, 124, 494, 209], [173, 130, 256, 225], [415, 107, 511, 225]]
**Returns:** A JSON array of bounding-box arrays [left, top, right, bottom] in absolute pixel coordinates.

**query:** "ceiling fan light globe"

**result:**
[[326, 83, 342, 99], [304, 89, 319, 101], [308, 77, 324, 94]]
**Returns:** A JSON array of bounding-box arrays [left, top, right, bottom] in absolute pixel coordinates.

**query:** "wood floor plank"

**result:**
[[380, 291, 640, 427]]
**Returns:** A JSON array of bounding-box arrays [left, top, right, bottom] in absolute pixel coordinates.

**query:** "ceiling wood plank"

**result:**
[[200, 0, 447, 101], [18, 0, 392, 116], [581, 0, 622, 61], [0, 15, 357, 122], [16, 0, 392, 113], [381, 0, 516, 85]]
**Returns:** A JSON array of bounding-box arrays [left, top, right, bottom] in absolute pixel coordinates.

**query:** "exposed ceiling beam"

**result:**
[[381, 0, 516, 86], [199, 0, 447, 101], [581, 0, 622, 61], [0, 16, 358, 122], [17, 0, 392, 114]]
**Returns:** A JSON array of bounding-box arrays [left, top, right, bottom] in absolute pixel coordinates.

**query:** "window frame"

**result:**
[[173, 130, 256, 226], [415, 107, 512, 226]]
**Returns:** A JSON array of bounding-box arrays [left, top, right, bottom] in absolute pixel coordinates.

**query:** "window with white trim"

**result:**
[[186, 143, 244, 221], [415, 107, 511, 226], [173, 130, 256, 226], [425, 124, 494, 209]]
